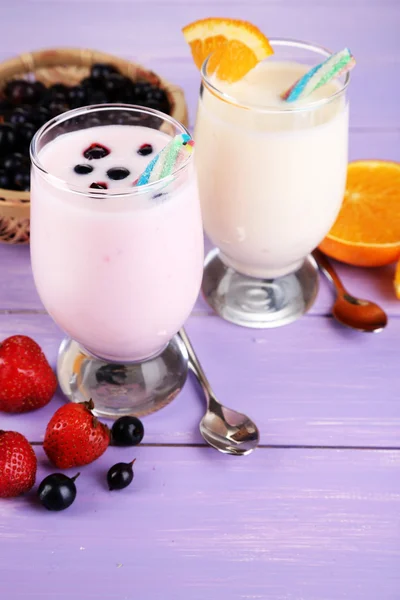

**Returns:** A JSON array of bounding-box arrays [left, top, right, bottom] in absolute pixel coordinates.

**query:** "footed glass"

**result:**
[[195, 39, 350, 328], [30, 104, 203, 418]]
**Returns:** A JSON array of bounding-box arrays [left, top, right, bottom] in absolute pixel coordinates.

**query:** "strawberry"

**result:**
[[0, 431, 37, 497], [0, 335, 57, 413], [44, 400, 110, 469]]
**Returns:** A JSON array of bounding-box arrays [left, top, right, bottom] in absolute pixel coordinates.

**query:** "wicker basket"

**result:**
[[0, 48, 188, 244]]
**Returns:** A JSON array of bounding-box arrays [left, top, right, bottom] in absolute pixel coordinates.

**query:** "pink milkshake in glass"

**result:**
[[30, 105, 204, 418]]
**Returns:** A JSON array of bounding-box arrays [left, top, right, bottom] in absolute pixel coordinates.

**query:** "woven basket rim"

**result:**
[[0, 47, 188, 207]]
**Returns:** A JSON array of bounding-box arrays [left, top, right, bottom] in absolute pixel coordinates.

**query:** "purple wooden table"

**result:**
[[1, 1, 400, 598]]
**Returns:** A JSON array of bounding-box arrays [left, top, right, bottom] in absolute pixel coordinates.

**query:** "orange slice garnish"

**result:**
[[182, 17, 273, 83], [319, 160, 400, 267]]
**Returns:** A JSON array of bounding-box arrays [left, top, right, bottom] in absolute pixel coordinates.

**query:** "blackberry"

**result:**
[[90, 63, 120, 79], [14, 169, 31, 191], [0, 168, 14, 190], [1, 152, 29, 173], [68, 85, 89, 108], [4, 80, 42, 105], [0, 124, 17, 155], [9, 106, 33, 126]]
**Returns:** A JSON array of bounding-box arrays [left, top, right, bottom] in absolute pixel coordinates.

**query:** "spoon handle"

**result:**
[[179, 328, 214, 403], [312, 249, 347, 295]]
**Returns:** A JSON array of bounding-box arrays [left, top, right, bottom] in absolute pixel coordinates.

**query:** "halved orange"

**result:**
[[182, 17, 273, 83], [395, 259, 400, 299], [319, 160, 400, 267]]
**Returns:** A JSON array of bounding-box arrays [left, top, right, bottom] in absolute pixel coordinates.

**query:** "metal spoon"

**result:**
[[313, 249, 388, 332], [179, 328, 260, 455]]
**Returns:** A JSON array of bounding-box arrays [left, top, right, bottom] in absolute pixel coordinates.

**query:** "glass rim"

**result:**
[[200, 37, 351, 114], [30, 103, 193, 198]]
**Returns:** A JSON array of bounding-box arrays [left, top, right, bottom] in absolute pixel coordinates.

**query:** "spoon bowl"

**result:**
[[313, 249, 388, 333], [197, 383, 259, 456], [333, 293, 388, 333], [180, 329, 260, 456]]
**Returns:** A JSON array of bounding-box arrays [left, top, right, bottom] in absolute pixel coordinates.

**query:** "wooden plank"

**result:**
[[1, 2, 399, 64], [0, 246, 42, 312], [2, 132, 400, 317], [24, 0, 400, 5], [0, 2, 397, 597], [0, 445, 399, 600], [1, 313, 400, 448]]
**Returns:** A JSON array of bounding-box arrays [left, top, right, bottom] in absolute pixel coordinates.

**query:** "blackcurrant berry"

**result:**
[[38, 473, 80, 511], [74, 164, 94, 175], [107, 460, 135, 491], [83, 143, 110, 160], [111, 416, 144, 446], [137, 143, 153, 156], [107, 167, 130, 181], [89, 182, 108, 189]]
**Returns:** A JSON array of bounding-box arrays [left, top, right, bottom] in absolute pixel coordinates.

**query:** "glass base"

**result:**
[[202, 249, 319, 329], [57, 334, 189, 419]]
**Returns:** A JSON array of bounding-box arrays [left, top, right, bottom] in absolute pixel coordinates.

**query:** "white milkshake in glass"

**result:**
[[195, 39, 350, 328]]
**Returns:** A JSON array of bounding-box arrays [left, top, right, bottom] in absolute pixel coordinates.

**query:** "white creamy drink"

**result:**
[[195, 60, 348, 279]]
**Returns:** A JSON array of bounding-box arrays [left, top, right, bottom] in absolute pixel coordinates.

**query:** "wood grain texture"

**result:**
[[24, 0, 400, 5], [1, 238, 399, 318], [1, 312, 400, 448], [2, 5, 400, 131], [0, 0, 399, 596], [3, 2, 400, 62], [0, 445, 399, 600]]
